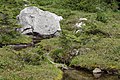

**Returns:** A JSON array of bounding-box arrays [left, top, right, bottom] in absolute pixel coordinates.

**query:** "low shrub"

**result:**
[[55, 0, 119, 12], [96, 11, 108, 23]]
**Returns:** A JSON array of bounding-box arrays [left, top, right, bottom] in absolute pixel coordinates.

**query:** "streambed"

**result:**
[[62, 69, 119, 80]]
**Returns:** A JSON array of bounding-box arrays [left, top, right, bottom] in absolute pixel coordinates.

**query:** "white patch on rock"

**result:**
[[17, 6, 63, 36]]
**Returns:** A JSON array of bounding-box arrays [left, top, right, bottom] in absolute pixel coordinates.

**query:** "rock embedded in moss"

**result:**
[[17, 6, 63, 37]]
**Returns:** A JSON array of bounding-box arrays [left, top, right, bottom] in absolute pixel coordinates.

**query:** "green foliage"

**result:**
[[52, 49, 64, 57], [14, 45, 46, 65], [17, 52, 43, 65], [59, 0, 98, 12], [0, 48, 63, 80], [0, 0, 119, 44], [28, 0, 119, 12], [0, 30, 32, 44], [0, 0, 24, 25], [71, 38, 120, 69], [29, 0, 57, 6], [52, 0, 119, 12], [106, 0, 119, 11], [59, 30, 81, 50], [96, 11, 108, 23], [0, 0, 32, 44], [51, 49, 64, 63], [0, 0, 120, 79], [0, 48, 24, 71]]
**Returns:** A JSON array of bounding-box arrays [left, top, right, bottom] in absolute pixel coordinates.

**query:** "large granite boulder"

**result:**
[[17, 6, 63, 36]]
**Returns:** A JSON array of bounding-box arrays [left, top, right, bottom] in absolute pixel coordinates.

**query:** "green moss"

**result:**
[[38, 38, 60, 53], [71, 38, 120, 70], [0, 0, 120, 79], [0, 48, 63, 80], [0, 29, 32, 44], [0, 64, 62, 80]]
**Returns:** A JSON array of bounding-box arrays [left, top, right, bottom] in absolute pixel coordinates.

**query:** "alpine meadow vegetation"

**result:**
[[0, 0, 120, 80]]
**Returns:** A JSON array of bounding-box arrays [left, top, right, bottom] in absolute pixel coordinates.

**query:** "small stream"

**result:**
[[62, 69, 119, 80]]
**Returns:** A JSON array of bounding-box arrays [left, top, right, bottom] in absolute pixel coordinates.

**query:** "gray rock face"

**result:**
[[17, 6, 63, 36]]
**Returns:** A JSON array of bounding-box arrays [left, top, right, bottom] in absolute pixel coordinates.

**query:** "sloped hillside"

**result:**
[[0, 0, 120, 80]]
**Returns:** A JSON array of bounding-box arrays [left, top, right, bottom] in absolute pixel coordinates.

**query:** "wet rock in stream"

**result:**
[[62, 69, 119, 80]]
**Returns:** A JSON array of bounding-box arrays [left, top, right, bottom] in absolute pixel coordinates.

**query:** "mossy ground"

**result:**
[[0, 0, 120, 79], [38, 9, 120, 71], [0, 48, 62, 80]]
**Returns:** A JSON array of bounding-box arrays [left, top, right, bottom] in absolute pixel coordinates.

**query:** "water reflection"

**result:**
[[62, 69, 119, 80]]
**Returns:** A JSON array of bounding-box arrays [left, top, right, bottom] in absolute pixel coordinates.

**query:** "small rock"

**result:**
[[93, 68, 102, 78], [24, 4, 28, 7], [79, 18, 87, 21], [75, 22, 83, 28], [75, 29, 82, 33], [75, 18, 87, 28], [70, 49, 79, 56]]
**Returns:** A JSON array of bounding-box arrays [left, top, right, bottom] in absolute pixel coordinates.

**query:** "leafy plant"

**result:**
[[96, 11, 108, 23]]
